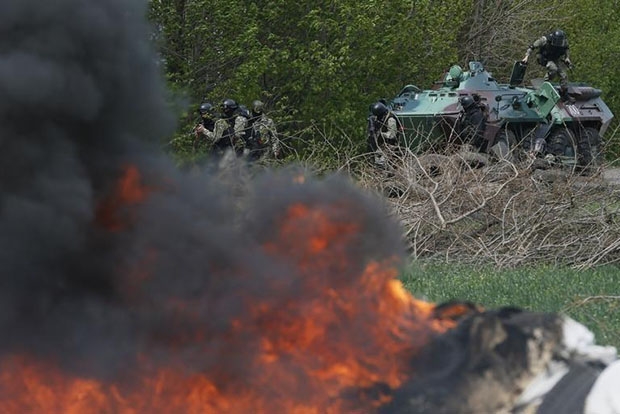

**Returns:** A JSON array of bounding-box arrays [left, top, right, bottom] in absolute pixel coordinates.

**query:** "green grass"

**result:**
[[401, 261, 620, 348]]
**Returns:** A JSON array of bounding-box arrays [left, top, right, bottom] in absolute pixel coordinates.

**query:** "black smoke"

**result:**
[[0, 0, 174, 376], [0, 0, 405, 388]]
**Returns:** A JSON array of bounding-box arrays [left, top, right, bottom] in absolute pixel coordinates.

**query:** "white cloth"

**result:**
[[515, 317, 618, 412], [585, 360, 620, 414], [562, 317, 617, 365]]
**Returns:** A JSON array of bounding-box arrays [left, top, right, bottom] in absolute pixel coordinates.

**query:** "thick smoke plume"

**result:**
[[0, 0, 404, 388], [0, 0, 172, 375]]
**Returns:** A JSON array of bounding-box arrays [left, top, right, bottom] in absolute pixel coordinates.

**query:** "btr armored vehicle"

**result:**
[[389, 61, 614, 167]]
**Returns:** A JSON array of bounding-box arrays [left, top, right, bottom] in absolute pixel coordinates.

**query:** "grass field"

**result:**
[[401, 261, 620, 348]]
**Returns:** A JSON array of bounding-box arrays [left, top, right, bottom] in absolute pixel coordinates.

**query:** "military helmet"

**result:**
[[459, 95, 475, 110], [252, 100, 264, 114], [448, 65, 464, 82], [550, 30, 567, 47], [238, 104, 251, 118], [221, 98, 238, 116], [371, 101, 389, 118], [198, 102, 214, 116]]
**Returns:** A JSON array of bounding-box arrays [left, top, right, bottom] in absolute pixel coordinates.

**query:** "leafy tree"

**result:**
[[149, 0, 620, 162], [457, 0, 567, 80], [560, 0, 620, 154], [149, 0, 471, 161]]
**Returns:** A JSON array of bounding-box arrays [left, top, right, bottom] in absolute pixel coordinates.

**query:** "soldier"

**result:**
[[367, 101, 400, 166], [247, 100, 280, 162], [210, 98, 247, 168], [458, 95, 487, 152], [444, 64, 469, 88], [193, 102, 216, 151], [522, 30, 573, 101], [238, 104, 254, 149]]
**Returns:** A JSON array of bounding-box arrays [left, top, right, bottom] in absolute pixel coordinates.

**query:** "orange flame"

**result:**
[[95, 165, 151, 232], [0, 197, 460, 413]]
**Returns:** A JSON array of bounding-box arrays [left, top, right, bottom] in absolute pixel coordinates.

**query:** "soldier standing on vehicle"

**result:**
[[367, 101, 399, 167], [522, 30, 573, 102], [193, 102, 216, 151], [247, 100, 280, 162]]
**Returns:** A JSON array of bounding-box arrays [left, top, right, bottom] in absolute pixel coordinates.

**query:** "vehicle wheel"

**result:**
[[577, 127, 603, 167], [490, 129, 517, 161], [548, 128, 577, 159], [496, 129, 517, 147]]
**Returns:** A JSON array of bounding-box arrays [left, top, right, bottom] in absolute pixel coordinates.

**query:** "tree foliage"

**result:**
[[561, 0, 620, 154], [149, 0, 620, 160], [457, 0, 566, 79]]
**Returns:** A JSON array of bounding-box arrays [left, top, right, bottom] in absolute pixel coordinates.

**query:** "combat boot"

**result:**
[[560, 86, 575, 104]]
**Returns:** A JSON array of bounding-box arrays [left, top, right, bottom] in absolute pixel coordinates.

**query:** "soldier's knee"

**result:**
[[545, 71, 558, 82]]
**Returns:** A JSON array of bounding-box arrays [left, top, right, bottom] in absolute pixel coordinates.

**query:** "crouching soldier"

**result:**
[[522, 30, 573, 102], [458, 95, 487, 152], [367, 101, 400, 167]]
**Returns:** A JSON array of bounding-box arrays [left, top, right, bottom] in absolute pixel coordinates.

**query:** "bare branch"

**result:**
[[352, 138, 620, 269]]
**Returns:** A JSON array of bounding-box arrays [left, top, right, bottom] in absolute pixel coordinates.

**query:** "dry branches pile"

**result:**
[[353, 147, 620, 269]]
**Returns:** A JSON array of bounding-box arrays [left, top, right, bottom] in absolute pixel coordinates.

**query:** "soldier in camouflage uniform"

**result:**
[[193, 102, 216, 151], [247, 100, 280, 162], [522, 30, 573, 101], [367, 101, 399, 166], [210, 98, 247, 168], [458, 95, 487, 151], [236, 104, 254, 156]]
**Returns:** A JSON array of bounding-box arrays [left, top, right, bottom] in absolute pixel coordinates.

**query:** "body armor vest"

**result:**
[[540, 39, 568, 62]]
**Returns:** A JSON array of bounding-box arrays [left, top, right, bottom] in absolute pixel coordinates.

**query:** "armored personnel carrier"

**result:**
[[389, 61, 614, 167]]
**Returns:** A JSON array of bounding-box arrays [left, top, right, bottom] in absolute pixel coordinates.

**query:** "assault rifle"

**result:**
[[367, 114, 379, 151], [191, 112, 204, 152]]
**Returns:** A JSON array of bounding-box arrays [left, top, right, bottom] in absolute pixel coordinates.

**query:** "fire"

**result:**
[[95, 164, 151, 232], [0, 176, 460, 413]]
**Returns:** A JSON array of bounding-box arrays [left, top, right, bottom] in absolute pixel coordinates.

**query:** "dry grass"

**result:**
[[344, 145, 620, 269]]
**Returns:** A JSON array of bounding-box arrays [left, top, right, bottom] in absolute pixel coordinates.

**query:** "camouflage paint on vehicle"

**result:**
[[389, 61, 614, 166]]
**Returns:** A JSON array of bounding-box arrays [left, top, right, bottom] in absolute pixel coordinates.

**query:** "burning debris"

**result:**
[[383, 308, 612, 414], [0, 0, 617, 413]]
